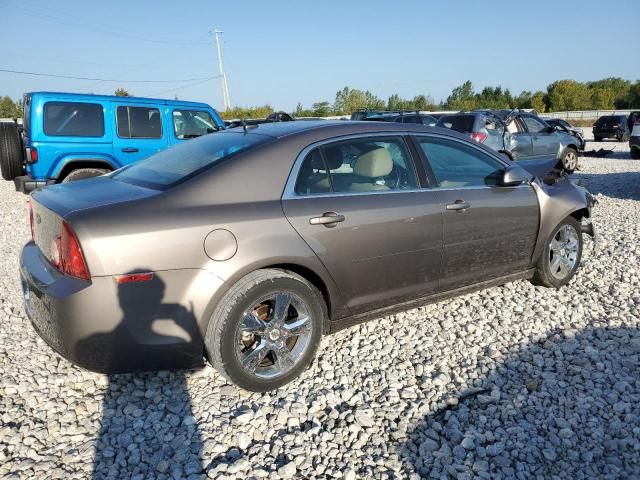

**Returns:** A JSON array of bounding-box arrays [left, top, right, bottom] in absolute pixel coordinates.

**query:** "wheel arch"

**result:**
[[52, 158, 117, 182]]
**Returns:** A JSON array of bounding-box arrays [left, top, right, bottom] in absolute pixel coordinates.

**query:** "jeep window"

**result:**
[[113, 132, 268, 190], [173, 110, 219, 139], [117, 106, 162, 139], [43, 102, 104, 137]]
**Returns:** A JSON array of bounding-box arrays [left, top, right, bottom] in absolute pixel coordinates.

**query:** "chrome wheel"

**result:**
[[563, 150, 578, 170], [235, 292, 312, 379], [549, 224, 579, 280]]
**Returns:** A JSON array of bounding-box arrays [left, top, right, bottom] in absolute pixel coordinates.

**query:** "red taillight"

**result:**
[[25, 147, 38, 164], [28, 200, 35, 240], [470, 132, 488, 143], [50, 222, 90, 280]]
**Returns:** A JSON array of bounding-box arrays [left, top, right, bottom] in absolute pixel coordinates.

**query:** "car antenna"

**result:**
[[241, 118, 247, 134]]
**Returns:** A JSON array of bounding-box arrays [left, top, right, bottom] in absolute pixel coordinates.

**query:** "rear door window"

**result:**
[[44, 102, 104, 137], [117, 106, 162, 138], [173, 109, 219, 139], [294, 137, 419, 195]]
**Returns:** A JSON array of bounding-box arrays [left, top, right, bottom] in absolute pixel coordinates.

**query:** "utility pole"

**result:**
[[212, 29, 230, 111]]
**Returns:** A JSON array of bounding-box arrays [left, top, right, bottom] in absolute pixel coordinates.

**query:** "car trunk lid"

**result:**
[[31, 176, 158, 261]]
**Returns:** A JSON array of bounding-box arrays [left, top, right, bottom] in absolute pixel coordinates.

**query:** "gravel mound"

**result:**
[[0, 141, 638, 479]]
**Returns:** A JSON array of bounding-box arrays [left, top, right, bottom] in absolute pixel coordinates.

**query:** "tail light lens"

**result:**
[[28, 200, 35, 239], [25, 147, 38, 164], [470, 132, 488, 143], [50, 222, 90, 280]]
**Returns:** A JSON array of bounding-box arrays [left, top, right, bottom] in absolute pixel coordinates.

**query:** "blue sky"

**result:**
[[0, 0, 638, 111]]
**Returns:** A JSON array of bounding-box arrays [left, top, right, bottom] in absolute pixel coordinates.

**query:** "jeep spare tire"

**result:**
[[0, 122, 23, 181]]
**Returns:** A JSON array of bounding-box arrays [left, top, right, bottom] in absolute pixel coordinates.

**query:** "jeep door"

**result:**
[[414, 135, 539, 290], [282, 134, 443, 315], [112, 103, 168, 165]]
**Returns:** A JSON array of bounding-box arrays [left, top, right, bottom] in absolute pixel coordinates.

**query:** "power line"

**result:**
[[0, 68, 218, 83], [148, 76, 222, 97], [0, 0, 210, 46]]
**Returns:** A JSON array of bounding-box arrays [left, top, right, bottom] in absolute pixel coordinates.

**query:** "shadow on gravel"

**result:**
[[75, 273, 205, 479], [401, 326, 640, 478], [576, 171, 640, 201]]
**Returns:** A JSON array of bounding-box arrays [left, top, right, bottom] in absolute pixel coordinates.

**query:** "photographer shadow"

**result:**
[[75, 272, 205, 479]]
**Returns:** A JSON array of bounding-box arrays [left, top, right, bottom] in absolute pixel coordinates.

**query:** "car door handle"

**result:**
[[446, 200, 470, 211], [309, 212, 345, 227], [121, 147, 139, 153]]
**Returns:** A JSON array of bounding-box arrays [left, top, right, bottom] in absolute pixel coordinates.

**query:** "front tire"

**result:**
[[533, 216, 583, 288], [205, 269, 325, 391], [560, 147, 578, 173]]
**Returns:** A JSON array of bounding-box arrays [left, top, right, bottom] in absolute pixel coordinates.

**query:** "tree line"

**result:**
[[1, 77, 637, 120], [224, 77, 639, 119]]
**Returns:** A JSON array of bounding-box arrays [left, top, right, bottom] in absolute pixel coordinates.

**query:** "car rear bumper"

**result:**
[[14, 176, 56, 194], [20, 241, 211, 373]]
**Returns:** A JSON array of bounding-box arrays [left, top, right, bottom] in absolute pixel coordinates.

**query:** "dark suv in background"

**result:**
[[436, 110, 581, 174], [593, 115, 630, 142]]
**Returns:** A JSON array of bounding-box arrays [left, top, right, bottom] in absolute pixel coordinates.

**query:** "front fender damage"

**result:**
[[531, 177, 597, 263]]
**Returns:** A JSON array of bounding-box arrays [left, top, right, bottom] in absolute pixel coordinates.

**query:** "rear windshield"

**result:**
[[113, 131, 269, 190], [436, 115, 475, 133], [44, 101, 104, 137]]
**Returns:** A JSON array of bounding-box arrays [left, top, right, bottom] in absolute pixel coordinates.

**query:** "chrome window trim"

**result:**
[[282, 131, 528, 201]]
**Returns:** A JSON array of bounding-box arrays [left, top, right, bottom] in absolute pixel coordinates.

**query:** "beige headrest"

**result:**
[[354, 148, 393, 178]]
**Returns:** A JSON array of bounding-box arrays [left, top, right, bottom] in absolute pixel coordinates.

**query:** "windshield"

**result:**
[[113, 131, 269, 190]]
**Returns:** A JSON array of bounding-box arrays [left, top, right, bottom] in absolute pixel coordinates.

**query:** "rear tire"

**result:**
[[532, 216, 583, 288], [560, 147, 578, 173], [0, 122, 23, 181], [205, 269, 325, 391], [61, 168, 109, 183], [631, 149, 640, 160], [593, 136, 602, 142]]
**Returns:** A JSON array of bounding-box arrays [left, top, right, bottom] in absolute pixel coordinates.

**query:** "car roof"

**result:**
[[223, 119, 460, 139], [28, 91, 213, 109]]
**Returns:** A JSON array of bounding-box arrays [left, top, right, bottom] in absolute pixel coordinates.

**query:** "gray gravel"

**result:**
[[1, 134, 639, 479]]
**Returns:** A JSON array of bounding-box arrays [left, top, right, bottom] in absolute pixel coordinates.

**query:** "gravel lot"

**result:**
[[1, 135, 639, 479]]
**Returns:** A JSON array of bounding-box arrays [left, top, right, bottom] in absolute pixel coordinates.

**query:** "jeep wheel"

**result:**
[[0, 122, 23, 181], [631, 149, 640, 160], [61, 168, 109, 183], [593, 136, 602, 142]]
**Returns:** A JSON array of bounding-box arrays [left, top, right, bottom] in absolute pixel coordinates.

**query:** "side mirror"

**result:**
[[545, 125, 555, 133], [501, 165, 530, 186]]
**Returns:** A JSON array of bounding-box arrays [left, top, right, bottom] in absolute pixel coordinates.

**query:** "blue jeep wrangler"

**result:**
[[0, 92, 224, 193]]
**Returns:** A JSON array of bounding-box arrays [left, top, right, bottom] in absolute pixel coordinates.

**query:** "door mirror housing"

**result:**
[[501, 165, 530, 186]]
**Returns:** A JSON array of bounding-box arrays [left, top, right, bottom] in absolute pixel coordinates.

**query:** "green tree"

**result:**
[[446, 81, 476, 111], [311, 101, 332, 116], [623, 80, 640, 108], [412, 94, 435, 111], [475, 86, 513, 109], [0, 96, 18, 117], [590, 87, 615, 109], [546, 80, 591, 111], [333, 87, 384, 114], [530, 91, 547, 113], [588, 77, 631, 108], [514, 91, 533, 109], [114, 88, 131, 97]]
